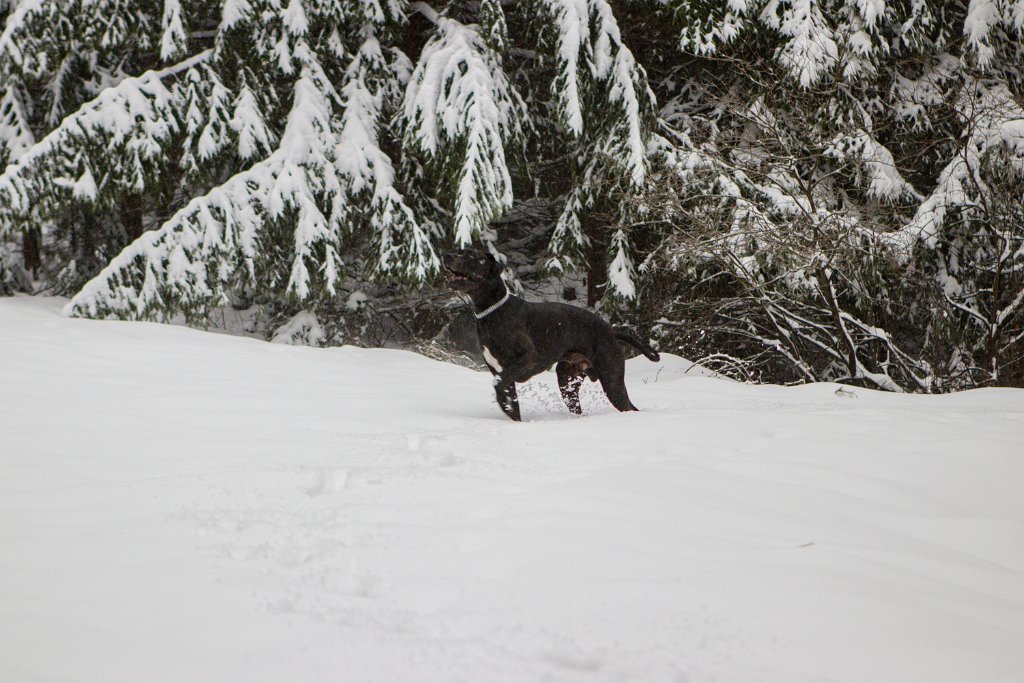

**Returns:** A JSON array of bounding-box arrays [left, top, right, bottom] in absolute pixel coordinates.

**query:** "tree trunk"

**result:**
[[816, 267, 858, 379], [585, 214, 605, 307], [23, 228, 41, 277], [120, 194, 145, 242]]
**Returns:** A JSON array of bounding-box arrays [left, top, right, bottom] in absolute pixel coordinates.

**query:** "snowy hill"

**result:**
[[1, 296, 1023, 683]]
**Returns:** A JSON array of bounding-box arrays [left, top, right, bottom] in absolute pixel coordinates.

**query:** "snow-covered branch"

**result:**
[[0, 51, 212, 232], [67, 59, 347, 319], [402, 15, 526, 246]]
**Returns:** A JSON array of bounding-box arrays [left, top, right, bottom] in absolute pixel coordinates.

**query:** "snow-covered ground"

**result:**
[[1, 296, 1023, 683]]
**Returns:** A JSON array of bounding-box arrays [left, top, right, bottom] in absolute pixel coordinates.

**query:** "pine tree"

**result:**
[[637, 0, 1024, 390], [0, 0, 173, 287], [401, 7, 527, 251], [2, 0, 658, 332], [2, 0, 1022, 388], [530, 0, 654, 303]]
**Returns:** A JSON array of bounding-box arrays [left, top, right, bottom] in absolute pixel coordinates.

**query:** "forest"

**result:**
[[2, 0, 1023, 391]]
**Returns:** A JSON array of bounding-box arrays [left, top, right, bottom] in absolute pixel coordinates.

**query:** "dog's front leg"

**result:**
[[493, 378, 521, 421], [488, 336, 538, 422]]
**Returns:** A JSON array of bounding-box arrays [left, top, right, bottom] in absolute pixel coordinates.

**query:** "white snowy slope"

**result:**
[[1, 297, 1023, 683]]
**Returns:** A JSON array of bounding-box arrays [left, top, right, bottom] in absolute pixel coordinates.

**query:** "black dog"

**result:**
[[444, 250, 660, 421]]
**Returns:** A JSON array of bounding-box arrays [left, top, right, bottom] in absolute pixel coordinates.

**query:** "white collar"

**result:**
[[474, 287, 511, 320]]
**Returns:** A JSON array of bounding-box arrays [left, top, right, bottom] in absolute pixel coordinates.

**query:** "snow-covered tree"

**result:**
[[637, 0, 1024, 390], [1, 0, 159, 283], [530, 0, 654, 302], [2, 0, 658, 328], [897, 79, 1024, 388], [401, 8, 527, 250], [2, 0, 1022, 389]]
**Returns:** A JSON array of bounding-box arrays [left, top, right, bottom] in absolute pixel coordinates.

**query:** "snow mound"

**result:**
[[625, 351, 730, 383], [2, 296, 1023, 683]]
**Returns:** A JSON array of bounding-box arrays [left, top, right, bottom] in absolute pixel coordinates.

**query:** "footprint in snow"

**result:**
[[306, 468, 348, 496]]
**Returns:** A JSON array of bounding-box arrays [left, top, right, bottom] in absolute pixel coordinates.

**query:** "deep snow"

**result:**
[[1, 296, 1023, 683]]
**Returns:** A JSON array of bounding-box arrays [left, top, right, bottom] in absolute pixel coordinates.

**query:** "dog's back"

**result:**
[[515, 300, 616, 359]]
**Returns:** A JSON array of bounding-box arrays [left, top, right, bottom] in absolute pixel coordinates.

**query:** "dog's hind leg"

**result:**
[[597, 364, 639, 412], [493, 378, 522, 421], [556, 361, 584, 415]]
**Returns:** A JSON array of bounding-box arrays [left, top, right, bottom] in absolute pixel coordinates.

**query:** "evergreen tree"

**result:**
[[1, 0, 1022, 388], [2, 0, 656, 326], [637, 0, 1024, 390]]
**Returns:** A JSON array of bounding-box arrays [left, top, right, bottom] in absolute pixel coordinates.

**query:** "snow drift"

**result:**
[[1, 296, 1023, 682]]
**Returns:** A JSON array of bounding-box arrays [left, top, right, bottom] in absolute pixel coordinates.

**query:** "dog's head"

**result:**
[[442, 250, 501, 292]]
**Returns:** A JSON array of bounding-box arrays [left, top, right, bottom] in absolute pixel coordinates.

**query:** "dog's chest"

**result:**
[[476, 325, 515, 374], [481, 345, 504, 373]]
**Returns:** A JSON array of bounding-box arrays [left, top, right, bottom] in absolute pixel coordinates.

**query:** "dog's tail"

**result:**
[[613, 329, 661, 362]]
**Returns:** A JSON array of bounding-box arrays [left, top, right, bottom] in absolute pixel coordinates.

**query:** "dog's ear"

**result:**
[[485, 251, 501, 271]]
